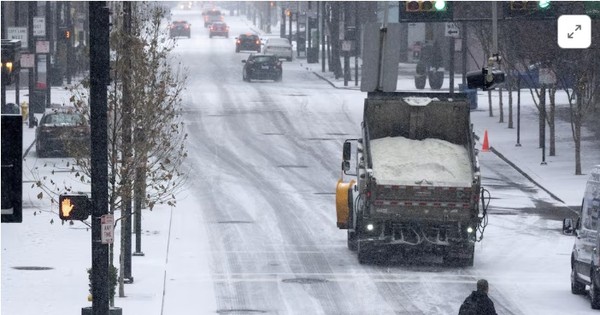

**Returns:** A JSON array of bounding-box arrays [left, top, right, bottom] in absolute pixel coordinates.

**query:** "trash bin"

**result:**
[[458, 83, 478, 110], [29, 90, 46, 114]]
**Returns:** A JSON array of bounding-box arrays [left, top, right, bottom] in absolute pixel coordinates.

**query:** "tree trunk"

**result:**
[[539, 86, 546, 148]]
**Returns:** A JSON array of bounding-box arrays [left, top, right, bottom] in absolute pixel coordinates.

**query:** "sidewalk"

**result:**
[[311, 67, 599, 208]]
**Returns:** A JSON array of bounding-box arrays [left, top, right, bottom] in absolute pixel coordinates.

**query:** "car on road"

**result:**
[[263, 37, 293, 61], [242, 54, 282, 82], [169, 20, 191, 38], [203, 9, 223, 27], [209, 22, 229, 38], [236, 34, 261, 53], [35, 106, 90, 158], [564, 165, 600, 308]]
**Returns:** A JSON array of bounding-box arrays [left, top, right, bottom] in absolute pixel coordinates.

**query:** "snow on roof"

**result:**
[[370, 136, 473, 187]]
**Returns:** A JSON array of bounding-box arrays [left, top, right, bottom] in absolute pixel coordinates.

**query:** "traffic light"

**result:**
[[1, 115, 23, 223], [504, 1, 557, 19], [59, 27, 71, 41], [467, 68, 506, 91], [1, 39, 21, 86], [59, 194, 91, 221], [399, 1, 453, 22]]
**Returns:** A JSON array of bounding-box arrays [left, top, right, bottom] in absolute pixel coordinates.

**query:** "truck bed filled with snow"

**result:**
[[370, 136, 473, 187]]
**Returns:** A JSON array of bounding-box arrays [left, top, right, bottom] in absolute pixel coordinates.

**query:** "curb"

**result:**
[[489, 146, 568, 206]]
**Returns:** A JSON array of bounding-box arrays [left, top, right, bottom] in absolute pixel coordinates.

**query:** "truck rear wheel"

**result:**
[[571, 267, 586, 295]]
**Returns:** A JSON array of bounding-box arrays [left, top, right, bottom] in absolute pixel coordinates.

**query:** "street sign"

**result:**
[[445, 22, 460, 38], [20, 54, 34, 68], [7, 27, 28, 48], [101, 214, 114, 244], [36, 41, 50, 54], [33, 17, 46, 37], [342, 40, 352, 52]]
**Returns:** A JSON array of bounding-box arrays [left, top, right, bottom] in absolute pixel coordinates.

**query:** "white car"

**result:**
[[263, 38, 293, 61]]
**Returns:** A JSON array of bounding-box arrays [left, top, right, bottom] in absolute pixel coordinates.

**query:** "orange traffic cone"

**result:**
[[482, 129, 490, 152]]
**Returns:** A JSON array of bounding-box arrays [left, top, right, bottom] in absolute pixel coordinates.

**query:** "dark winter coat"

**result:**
[[459, 290, 498, 315]]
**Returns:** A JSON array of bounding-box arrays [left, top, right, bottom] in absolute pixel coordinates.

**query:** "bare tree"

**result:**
[[28, 1, 188, 299]]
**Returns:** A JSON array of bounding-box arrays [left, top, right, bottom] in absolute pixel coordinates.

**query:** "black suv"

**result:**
[[242, 54, 282, 82], [236, 34, 261, 53]]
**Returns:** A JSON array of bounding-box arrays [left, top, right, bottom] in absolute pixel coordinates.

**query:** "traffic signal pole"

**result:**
[[88, 2, 111, 314]]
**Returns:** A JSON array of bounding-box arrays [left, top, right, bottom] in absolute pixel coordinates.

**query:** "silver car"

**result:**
[[263, 38, 293, 61]]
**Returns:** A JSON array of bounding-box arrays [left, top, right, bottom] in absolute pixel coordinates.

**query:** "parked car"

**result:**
[[236, 34, 261, 53], [242, 54, 282, 82], [203, 9, 223, 27], [169, 20, 191, 38], [209, 22, 229, 38], [263, 38, 293, 61], [564, 165, 600, 308], [35, 106, 90, 158]]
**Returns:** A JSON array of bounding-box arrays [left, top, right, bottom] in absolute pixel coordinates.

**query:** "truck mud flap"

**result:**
[[336, 179, 355, 229]]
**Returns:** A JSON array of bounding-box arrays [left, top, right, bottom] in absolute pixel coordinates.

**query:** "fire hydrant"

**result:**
[[20, 101, 29, 124]]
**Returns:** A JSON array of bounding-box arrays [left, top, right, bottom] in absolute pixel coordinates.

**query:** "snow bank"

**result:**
[[370, 136, 473, 187]]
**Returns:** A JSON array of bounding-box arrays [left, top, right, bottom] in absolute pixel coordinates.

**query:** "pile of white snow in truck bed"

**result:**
[[369, 136, 473, 187]]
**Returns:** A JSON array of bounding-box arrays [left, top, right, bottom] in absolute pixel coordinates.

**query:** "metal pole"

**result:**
[[13, 3, 20, 110], [88, 2, 110, 314], [354, 2, 359, 87], [461, 22, 467, 86], [540, 84, 547, 165], [28, 2, 36, 128], [321, 2, 325, 72], [516, 77, 521, 147], [45, 1, 51, 108], [449, 37, 455, 96], [65, 1, 72, 85], [133, 126, 145, 257], [121, 0, 133, 284], [492, 2, 498, 55]]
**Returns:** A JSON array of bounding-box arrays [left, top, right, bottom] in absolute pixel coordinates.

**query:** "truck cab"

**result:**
[[565, 165, 600, 308]]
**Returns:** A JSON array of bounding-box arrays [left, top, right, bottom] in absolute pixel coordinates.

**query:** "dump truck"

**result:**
[[336, 91, 489, 265]]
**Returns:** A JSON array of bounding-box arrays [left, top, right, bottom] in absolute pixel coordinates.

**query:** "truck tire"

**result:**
[[571, 267, 586, 295], [591, 269, 600, 309], [347, 230, 357, 251], [357, 241, 372, 264]]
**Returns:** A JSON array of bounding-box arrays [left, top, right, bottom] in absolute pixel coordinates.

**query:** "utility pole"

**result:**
[[88, 2, 111, 314], [121, 1, 134, 284], [65, 1, 72, 85], [45, 1, 51, 108], [321, 2, 326, 73], [28, 2, 36, 127]]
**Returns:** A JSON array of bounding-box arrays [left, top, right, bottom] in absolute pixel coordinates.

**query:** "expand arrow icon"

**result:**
[[575, 25, 582, 31], [568, 32, 574, 39]]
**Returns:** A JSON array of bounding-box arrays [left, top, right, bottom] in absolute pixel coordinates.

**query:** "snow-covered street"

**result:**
[[2, 5, 599, 315]]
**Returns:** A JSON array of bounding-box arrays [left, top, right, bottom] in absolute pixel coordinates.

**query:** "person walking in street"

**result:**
[[459, 279, 498, 315]]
